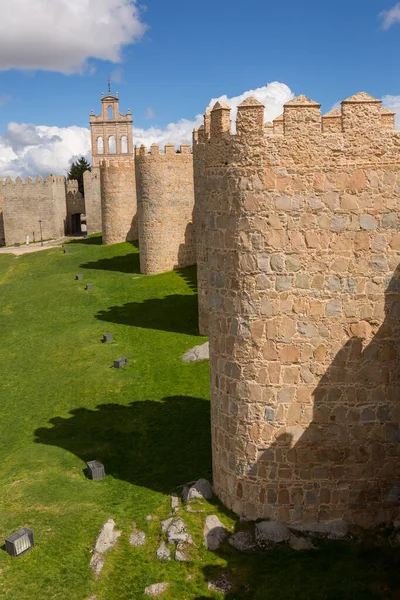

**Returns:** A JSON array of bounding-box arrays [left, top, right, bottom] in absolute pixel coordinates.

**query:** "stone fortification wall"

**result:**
[[202, 92, 400, 527], [0, 175, 67, 244], [193, 109, 211, 334], [0, 197, 4, 245], [100, 157, 138, 245], [66, 180, 85, 233], [135, 143, 196, 274], [83, 168, 102, 234]]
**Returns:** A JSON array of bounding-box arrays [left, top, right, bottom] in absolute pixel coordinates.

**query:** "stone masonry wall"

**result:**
[[193, 109, 211, 335], [66, 180, 85, 233], [83, 168, 102, 234], [203, 92, 400, 528], [135, 143, 196, 274], [100, 157, 138, 245], [0, 175, 67, 244]]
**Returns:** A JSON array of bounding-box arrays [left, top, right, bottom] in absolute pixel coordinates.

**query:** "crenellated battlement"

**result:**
[[135, 143, 192, 158], [0, 174, 67, 186], [200, 92, 397, 143]]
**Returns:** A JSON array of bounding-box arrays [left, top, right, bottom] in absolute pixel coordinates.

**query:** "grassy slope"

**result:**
[[0, 237, 398, 600]]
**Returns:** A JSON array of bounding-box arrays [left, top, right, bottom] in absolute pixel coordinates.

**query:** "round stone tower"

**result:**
[[100, 157, 137, 245], [204, 93, 400, 528]]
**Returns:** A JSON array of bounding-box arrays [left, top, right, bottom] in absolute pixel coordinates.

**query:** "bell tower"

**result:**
[[89, 82, 134, 168]]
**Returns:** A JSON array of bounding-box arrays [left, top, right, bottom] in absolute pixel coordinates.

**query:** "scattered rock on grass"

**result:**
[[289, 533, 315, 551], [146, 515, 153, 522], [130, 530, 146, 547], [207, 572, 233, 593], [182, 342, 209, 363], [90, 552, 105, 579], [228, 530, 256, 552], [166, 518, 187, 543], [161, 517, 173, 533], [171, 494, 179, 512], [204, 515, 228, 551], [156, 542, 171, 561], [255, 521, 290, 548], [94, 519, 122, 554], [144, 583, 169, 597], [175, 541, 189, 562], [90, 518, 121, 578], [187, 478, 213, 501]]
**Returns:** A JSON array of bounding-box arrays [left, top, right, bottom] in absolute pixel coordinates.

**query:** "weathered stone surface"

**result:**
[[93, 519, 121, 554], [289, 534, 316, 551], [182, 342, 209, 363], [228, 530, 257, 551], [255, 521, 290, 547], [187, 478, 213, 500], [130, 530, 146, 547], [144, 583, 169, 597], [207, 572, 233, 593], [156, 542, 171, 561], [291, 519, 349, 539], [161, 518, 173, 533], [171, 494, 179, 511], [175, 541, 189, 562], [388, 529, 400, 547], [90, 552, 105, 579], [197, 91, 400, 530], [166, 518, 187, 543], [203, 515, 228, 550], [136, 142, 196, 274]]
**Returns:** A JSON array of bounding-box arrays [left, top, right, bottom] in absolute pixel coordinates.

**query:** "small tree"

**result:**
[[67, 156, 91, 196]]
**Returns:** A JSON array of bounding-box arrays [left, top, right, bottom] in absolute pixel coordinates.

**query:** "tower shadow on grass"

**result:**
[[95, 293, 199, 335], [34, 396, 211, 493], [79, 241, 140, 274]]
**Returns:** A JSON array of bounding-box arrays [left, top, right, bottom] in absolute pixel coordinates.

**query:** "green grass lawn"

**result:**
[[0, 237, 399, 600]]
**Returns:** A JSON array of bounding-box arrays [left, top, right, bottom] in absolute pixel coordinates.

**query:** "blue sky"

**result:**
[[0, 0, 399, 177]]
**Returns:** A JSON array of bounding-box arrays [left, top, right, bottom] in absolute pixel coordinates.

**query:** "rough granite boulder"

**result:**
[[93, 519, 121, 554], [144, 583, 169, 597], [255, 521, 290, 548], [90, 552, 105, 579], [204, 515, 228, 551], [156, 542, 171, 561], [290, 519, 349, 540], [182, 342, 209, 363], [187, 478, 213, 501], [228, 530, 256, 552], [166, 518, 187, 543], [130, 530, 146, 547]]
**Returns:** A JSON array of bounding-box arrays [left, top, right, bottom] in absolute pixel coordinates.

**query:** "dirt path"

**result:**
[[0, 235, 85, 256]]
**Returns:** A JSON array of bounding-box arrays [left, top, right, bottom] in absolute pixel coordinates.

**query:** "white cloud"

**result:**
[[379, 3, 400, 29], [0, 81, 294, 177], [134, 81, 294, 147], [382, 95, 400, 127], [208, 81, 294, 128], [0, 0, 147, 74], [0, 123, 90, 178]]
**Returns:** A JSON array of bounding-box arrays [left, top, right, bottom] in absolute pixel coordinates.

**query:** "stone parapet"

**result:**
[[202, 91, 400, 528]]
